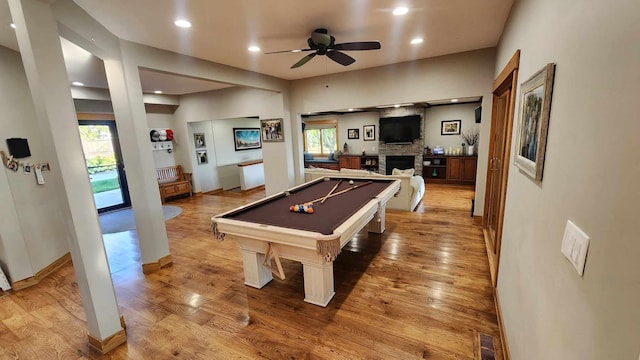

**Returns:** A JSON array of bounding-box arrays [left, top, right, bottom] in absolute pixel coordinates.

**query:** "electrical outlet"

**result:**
[[561, 220, 590, 276]]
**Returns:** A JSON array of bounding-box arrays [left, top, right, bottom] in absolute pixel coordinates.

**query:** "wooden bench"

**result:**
[[156, 165, 192, 203]]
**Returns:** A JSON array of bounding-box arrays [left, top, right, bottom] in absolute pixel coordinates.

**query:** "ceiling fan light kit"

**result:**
[[265, 28, 381, 69]]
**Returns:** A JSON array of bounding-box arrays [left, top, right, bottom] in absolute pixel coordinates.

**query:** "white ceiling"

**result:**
[[1, 0, 513, 94]]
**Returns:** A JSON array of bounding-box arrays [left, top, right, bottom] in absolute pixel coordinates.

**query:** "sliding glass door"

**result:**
[[78, 120, 131, 213]]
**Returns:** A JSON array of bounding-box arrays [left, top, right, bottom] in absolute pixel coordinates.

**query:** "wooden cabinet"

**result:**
[[447, 157, 463, 181], [423, 156, 448, 182], [339, 155, 379, 171], [461, 157, 478, 183], [339, 155, 361, 169], [360, 155, 379, 171], [423, 156, 477, 185]]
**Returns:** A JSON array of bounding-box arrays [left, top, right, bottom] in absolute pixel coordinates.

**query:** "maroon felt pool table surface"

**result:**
[[222, 178, 395, 235]]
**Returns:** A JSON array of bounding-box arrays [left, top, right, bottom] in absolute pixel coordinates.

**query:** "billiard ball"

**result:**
[[349, 180, 354, 185]]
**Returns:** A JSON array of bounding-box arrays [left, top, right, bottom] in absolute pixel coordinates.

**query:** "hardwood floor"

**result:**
[[0, 183, 501, 359]]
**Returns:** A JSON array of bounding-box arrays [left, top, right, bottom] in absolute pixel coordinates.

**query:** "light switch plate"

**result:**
[[561, 220, 590, 276]]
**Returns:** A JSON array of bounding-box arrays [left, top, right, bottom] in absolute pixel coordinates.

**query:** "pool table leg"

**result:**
[[368, 205, 386, 233], [302, 261, 334, 307], [241, 249, 273, 289]]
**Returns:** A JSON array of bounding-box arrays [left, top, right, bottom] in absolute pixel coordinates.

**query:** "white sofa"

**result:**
[[304, 167, 425, 211]]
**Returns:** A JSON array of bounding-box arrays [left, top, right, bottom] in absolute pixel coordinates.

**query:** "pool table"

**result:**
[[211, 176, 400, 306]]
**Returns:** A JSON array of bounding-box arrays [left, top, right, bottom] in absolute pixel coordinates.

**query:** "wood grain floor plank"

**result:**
[[0, 183, 502, 359]]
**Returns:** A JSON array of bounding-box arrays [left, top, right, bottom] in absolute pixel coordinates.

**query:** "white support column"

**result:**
[[103, 51, 172, 272], [302, 261, 335, 307], [8, 0, 124, 349], [241, 248, 273, 288]]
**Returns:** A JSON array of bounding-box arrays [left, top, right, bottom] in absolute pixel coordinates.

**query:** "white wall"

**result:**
[[339, 112, 379, 155], [188, 121, 218, 192], [147, 113, 177, 169], [424, 103, 480, 152], [0, 45, 71, 281], [185, 117, 263, 192], [212, 117, 262, 166], [495, 0, 640, 359], [175, 86, 287, 195]]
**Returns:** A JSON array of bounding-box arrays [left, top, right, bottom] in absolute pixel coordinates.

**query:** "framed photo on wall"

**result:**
[[440, 120, 461, 135], [196, 150, 208, 165], [514, 63, 556, 181], [261, 118, 284, 142], [194, 133, 206, 148], [348, 128, 360, 139], [233, 128, 261, 151], [363, 125, 375, 141]]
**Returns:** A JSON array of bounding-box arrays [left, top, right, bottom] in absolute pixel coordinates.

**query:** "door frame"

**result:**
[[78, 114, 131, 213], [482, 50, 520, 287]]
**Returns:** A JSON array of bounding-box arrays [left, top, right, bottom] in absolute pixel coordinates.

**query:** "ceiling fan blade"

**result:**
[[327, 50, 355, 66], [333, 41, 381, 51], [264, 48, 314, 55], [291, 53, 317, 68]]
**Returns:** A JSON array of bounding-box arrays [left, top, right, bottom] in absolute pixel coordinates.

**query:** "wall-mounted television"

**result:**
[[379, 115, 421, 144]]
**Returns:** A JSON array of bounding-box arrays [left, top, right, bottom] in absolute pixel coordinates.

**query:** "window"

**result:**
[[303, 120, 337, 155]]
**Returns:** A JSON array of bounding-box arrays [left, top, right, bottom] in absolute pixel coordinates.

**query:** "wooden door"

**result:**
[[483, 50, 519, 286], [447, 157, 462, 181]]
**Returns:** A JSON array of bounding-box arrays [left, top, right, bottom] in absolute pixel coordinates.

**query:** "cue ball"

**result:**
[[349, 180, 354, 185]]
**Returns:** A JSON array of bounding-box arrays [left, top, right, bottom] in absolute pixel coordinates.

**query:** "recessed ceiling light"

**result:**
[[10, 23, 16, 29], [71, 81, 84, 86], [348, 108, 354, 112], [248, 45, 261, 52], [451, 98, 459, 102], [154, 90, 163, 94], [174, 19, 192, 28], [393, 7, 409, 16], [410, 38, 424, 45], [394, 104, 400, 108]]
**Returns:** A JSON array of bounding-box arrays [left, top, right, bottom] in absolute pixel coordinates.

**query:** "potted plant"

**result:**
[[461, 128, 479, 155]]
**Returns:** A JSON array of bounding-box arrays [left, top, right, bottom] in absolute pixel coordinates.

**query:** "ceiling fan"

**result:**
[[265, 28, 381, 69]]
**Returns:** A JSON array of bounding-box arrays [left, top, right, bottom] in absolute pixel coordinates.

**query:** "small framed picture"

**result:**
[[348, 128, 360, 139], [194, 133, 206, 148], [441, 120, 461, 135], [23, 164, 31, 174], [363, 125, 376, 141], [261, 118, 284, 142], [196, 150, 208, 165]]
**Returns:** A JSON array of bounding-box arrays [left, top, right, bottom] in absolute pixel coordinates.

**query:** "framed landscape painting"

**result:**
[[514, 63, 556, 181], [261, 118, 284, 142], [233, 128, 261, 151], [441, 120, 461, 135]]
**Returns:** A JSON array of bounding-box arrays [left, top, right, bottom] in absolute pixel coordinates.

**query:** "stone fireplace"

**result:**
[[385, 156, 416, 175], [377, 106, 425, 175]]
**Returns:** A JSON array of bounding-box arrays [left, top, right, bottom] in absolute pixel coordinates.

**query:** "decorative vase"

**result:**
[[432, 168, 438, 177], [467, 145, 475, 156]]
